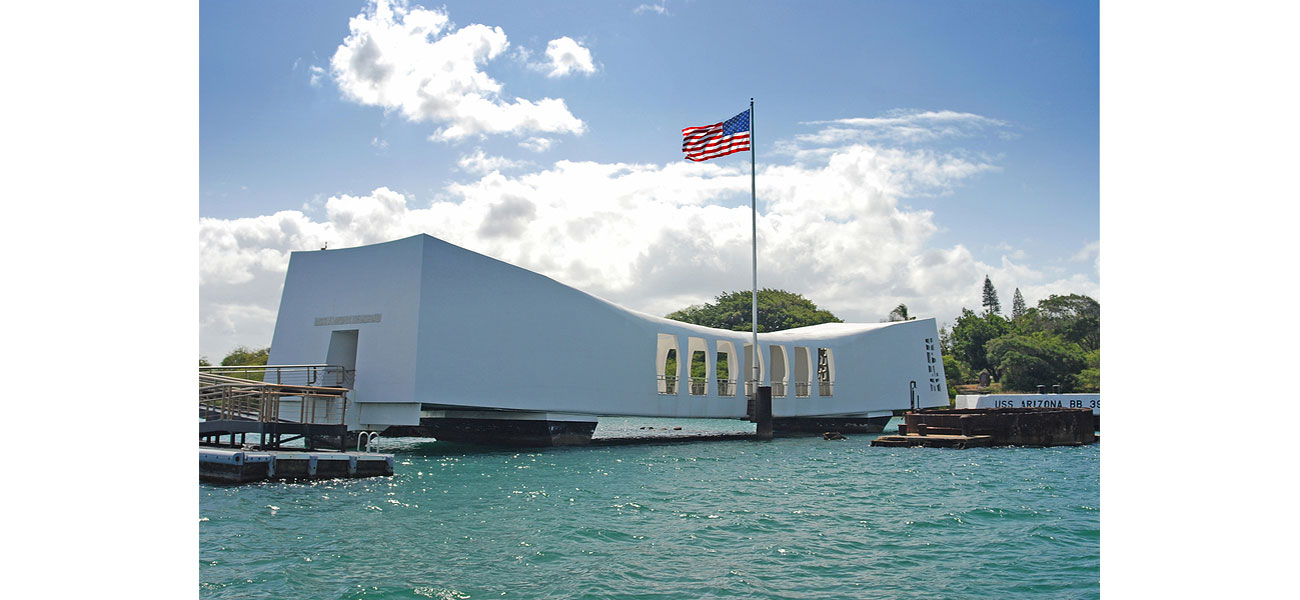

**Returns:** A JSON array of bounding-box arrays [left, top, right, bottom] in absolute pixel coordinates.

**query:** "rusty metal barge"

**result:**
[[871, 407, 1098, 449]]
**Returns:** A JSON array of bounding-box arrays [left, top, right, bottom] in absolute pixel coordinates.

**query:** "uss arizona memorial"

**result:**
[[266, 234, 949, 445]]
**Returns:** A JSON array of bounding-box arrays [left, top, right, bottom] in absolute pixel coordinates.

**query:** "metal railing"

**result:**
[[717, 379, 737, 397], [199, 370, 348, 425], [818, 381, 835, 396], [689, 377, 708, 396], [657, 375, 678, 395], [745, 381, 815, 397], [198, 381, 281, 422], [199, 364, 354, 388]]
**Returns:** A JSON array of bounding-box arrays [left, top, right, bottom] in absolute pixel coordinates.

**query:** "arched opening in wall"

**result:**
[[794, 347, 812, 398], [817, 348, 835, 396], [688, 336, 709, 396], [716, 341, 736, 397], [743, 343, 764, 397], [657, 334, 679, 395], [769, 345, 789, 397]]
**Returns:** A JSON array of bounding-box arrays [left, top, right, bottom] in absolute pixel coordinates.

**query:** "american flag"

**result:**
[[682, 109, 751, 162]]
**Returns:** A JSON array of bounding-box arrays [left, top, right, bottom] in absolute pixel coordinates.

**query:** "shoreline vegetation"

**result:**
[[941, 278, 1099, 400]]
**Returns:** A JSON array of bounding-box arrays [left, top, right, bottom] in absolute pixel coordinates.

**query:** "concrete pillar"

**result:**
[[755, 386, 773, 440]]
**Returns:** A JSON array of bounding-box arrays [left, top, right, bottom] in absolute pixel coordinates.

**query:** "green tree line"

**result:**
[[200, 346, 270, 381], [944, 279, 1099, 396], [200, 346, 270, 367], [666, 289, 842, 333]]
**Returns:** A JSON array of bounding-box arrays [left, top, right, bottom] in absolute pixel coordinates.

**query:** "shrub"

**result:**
[[986, 333, 1087, 392]]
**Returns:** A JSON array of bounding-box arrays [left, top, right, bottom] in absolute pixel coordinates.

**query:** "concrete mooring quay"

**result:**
[[200, 447, 395, 484], [872, 407, 1098, 449]]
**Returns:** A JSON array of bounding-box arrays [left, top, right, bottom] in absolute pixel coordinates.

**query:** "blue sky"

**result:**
[[199, 0, 1098, 361]]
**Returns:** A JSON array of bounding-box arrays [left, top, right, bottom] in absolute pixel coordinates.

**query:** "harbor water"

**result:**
[[200, 417, 1099, 598]]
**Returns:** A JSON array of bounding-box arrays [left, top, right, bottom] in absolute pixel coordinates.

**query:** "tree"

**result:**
[[221, 346, 270, 366], [666, 351, 732, 380], [665, 289, 842, 332], [1034, 294, 1100, 351], [981, 275, 1001, 315], [1011, 288, 1027, 319], [938, 324, 954, 356], [1074, 349, 1100, 392], [942, 354, 964, 400], [218, 346, 271, 382], [985, 333, 1087, 392], [885, 303, 916, 322], [950, 308, 1010, 377], [199, 357, 211, 367]]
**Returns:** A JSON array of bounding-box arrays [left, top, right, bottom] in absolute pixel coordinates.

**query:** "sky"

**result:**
[[198, 0, 1099, 362]]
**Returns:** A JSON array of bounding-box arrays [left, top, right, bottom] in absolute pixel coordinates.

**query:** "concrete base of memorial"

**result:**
[[772, 414, 893, 434], [381, 410, 599, 447]]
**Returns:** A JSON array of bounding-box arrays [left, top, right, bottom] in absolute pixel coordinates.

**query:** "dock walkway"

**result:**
[[200, 447, 394, 484], [199, 366, 351, 451]]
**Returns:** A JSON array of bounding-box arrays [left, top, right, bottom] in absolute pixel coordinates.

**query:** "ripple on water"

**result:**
[[200, 419, 1098, 599]]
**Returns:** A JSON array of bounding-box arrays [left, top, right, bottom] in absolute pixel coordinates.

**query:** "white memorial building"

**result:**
[[267, 234, 949, 445]]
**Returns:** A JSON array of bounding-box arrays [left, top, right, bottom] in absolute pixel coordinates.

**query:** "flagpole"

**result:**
[[750, 98, 758, 393]]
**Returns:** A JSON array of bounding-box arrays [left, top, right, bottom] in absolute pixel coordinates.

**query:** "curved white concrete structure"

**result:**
[[267, 235, 949, 444]]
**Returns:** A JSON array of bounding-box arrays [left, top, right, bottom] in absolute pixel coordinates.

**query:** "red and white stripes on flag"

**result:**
[[682, 109, 751, 162]]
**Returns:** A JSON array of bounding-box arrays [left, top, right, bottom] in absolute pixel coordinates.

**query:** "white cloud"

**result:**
[[370, 137, 388, 149], [519, 137, 554, 153], [198, 109, 1096, 359], [634, 3, 668, 16], [308, 65, 325, 87], [1067, 239, 1101, 280], [329, 0, 585, 141], [200, 151, 1090, 359], [1072, 239, 1100, 265], [994, 241, 1028, 260], [457, 149, 526, 174], [795, 109, 1008, 147], [540, 37, 596, 78], [1018, 273, 1102, 307]]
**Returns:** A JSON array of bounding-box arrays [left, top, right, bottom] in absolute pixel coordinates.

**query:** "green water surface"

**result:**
[[200, 418, 1099, 599]]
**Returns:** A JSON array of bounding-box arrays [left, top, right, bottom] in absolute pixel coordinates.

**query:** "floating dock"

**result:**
[[200, 447, 394, 484], [872, 407, 1097, 448]]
